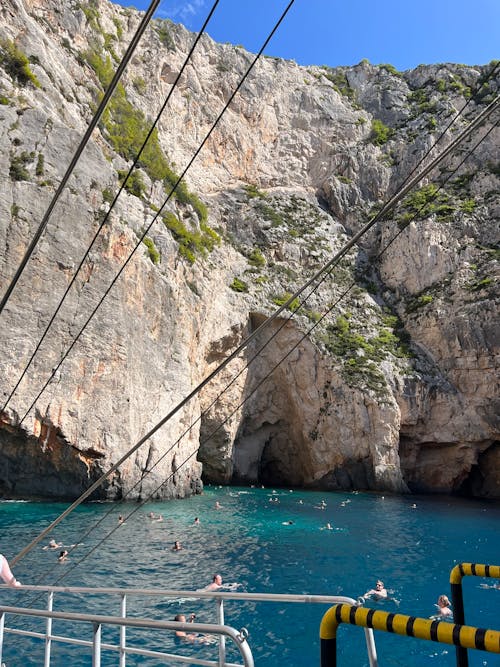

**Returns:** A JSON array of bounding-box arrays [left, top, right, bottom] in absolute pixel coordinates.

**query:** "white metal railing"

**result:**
[[0, 585, 378, 666]]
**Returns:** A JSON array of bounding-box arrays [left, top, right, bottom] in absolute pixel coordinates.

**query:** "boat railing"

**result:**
[[0, 585, 378, 667], [319, 602, 500, 667]]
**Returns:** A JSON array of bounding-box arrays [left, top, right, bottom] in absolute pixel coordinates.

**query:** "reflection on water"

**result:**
[[1, 488, 500, 666]]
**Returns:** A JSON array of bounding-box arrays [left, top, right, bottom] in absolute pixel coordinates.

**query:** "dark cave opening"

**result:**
[[456, 441, 500, 499]]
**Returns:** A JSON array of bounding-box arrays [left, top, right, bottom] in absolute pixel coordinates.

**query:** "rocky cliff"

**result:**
[[0, 0, 498, 500]]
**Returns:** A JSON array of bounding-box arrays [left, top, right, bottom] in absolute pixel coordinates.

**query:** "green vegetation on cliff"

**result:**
[[85, 50, 209, 223], [0, 39, 40, 88], [162, 212, 220, 264], [320, 311, 412, 394]]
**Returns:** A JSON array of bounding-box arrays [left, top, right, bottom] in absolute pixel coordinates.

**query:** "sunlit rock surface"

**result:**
[[0, 0, 498, 499]]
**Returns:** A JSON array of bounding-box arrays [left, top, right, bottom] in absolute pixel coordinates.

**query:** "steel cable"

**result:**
[[7, 12, 499, 570], [0, 0, 161, 315], [11, 0, 298, 567], [13, 105, 498, 580], [0, 0, 222, 414]]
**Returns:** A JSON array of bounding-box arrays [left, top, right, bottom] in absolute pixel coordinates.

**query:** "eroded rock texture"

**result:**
[[0, 0, 498, 499]]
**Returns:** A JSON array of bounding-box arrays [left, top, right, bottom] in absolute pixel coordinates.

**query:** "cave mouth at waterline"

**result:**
[[399, 435, 500, 500], [0, 417, 108, 501], [230, 419, 310, 488], [456, 441, 500, 499]]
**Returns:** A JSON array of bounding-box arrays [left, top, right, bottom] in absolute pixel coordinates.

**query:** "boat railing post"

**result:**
[[216, 597, 226, 667], [119, 593, 127, 667], [363, 627, 379, 667], [0, 610, 5, 666], [44, 590, 54, 667], [92, 622, 102, 667]]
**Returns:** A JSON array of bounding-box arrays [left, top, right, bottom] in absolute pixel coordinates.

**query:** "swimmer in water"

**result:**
[[364, 580, 388, 599], [360, 580, 400, 607], [206, 574, 223, 590], [58, 550, 69, 563], [43, 539, 62, 550], [314, 500, 327, 510], [434, 594, 452, 618], [203, 574, 241, 592], [174, 614, 210, 644]]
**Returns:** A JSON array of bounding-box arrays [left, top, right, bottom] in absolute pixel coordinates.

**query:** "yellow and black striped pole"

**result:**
[[319, 603, 500, 667], [450, 563, 500, 667]]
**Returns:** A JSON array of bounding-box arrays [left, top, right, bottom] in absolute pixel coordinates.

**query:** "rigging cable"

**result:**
[[8, 0, 297, 424], [0, 0, 222, 414], [17, 106, 500, 605], [10, 0, 299, 567], [15, 90, 500, 431], [0, 0, 161, 315], [49, 116, 498, 590], [9, 85, 499, 426], [4, 50, 497, 419], [11, 0, 298, 427], [4, 57, 497, 419], [11, 93, 498, 568]]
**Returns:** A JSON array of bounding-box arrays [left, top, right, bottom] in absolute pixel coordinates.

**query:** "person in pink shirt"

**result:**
[[0, 553, 21, 587]]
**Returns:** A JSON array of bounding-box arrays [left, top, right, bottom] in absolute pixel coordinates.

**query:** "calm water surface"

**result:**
[[1, 487, 499, 666]]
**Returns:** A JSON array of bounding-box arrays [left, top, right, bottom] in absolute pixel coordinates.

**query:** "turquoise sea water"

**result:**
[[1, 487, 499, 666]]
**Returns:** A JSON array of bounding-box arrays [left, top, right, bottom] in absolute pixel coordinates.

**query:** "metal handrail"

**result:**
[[449, 562, 500, 667], [319, 603, 500, 667], [0, 585, 378, 666], [1, 583, 369, 600], [0, 604, 253, 667]]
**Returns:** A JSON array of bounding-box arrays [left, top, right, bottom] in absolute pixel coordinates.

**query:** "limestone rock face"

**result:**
[[0, 0, 498, 499]]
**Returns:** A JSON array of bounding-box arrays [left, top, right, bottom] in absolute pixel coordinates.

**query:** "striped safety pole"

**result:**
[[450, 563, 500, 667], [319, 603, 500, 667]]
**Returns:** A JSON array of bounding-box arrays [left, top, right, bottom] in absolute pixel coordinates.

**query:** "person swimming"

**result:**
[[43, 539, 62, 550], [205, 574, 223, 590], [364, 580, 388, 599], [434, 594, 452, 618], [360, 580, 400, 607], [203, 573, 241, 592], [173, 613, 210, 644]]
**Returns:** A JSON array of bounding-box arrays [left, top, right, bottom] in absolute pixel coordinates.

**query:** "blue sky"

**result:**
[[113, 0, 499, 71]]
